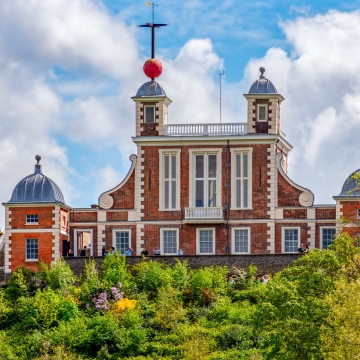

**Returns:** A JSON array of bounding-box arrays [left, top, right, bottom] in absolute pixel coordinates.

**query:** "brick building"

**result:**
[[2, 68, 360, 277]]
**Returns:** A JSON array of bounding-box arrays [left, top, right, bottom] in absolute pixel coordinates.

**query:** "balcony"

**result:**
[[164, 123, 247, 136], [184, 207, 224, 223]]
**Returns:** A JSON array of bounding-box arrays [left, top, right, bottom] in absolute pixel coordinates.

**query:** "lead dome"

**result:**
[[7, 155, 65, 204], [135, 81, 166, 97], [335, 169, 360, 198], [248, 67, 278, 94]]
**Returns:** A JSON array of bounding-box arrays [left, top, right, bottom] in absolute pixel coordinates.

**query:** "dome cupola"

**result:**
[[7, 155, 65, 204], [248, 67, 278, 94], [334, 169, 360, 198]]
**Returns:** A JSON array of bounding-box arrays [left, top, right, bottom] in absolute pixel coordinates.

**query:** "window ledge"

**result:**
[[25, 222, 39, 225], [25, 259, 39, 263]]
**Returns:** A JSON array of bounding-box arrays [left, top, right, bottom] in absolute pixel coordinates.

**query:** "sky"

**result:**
[[1, 0, 360, 225]]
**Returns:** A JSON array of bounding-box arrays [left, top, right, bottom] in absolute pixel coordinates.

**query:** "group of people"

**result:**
[[102, 247, 134, 256], [297, 244, 310, 254], [254, 274, 270, 284], [140, 247, 184, 256]]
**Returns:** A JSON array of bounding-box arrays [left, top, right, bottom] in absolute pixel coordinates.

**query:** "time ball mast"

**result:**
[[138, 2, 168, 82]]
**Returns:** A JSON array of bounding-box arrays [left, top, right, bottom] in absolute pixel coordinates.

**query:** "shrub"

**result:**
[[102, 252, 129, 289], [40, 258, 76, 293], [5, 266, 35, 301], [132, 260, 171, 293], [216, 324, 254, 350]]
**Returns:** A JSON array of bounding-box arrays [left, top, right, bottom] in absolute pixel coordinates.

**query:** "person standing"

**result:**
[[177, 248, 184, 255], [125, 247, 133, 256], [153, 247, 161, 256]]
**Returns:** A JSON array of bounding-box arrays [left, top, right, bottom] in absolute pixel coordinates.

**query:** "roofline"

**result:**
[[333, 196, 360, 200], [3, 202, 72, 210], [131, 95, 172, 105], [243, 93, 285, 101], [132, 133, 293, 150]]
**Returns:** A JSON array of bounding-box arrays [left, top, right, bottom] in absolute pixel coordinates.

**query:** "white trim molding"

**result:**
[[158, 148, 181, 211], [281, 226, 301, 253], [160, 228, 179, 255], [276, 153, 314, 207], [196, 227, 216, 255], [231, 227, 251, 254], [230, 147, 253, 210], [98, 154, 137, 209]]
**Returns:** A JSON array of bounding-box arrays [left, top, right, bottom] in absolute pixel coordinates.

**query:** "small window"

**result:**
[[26, 239, 38, 260], [197, 229, 215, 255], [62, 216, 66, 228], [113, 230, 131, 254], [145, 106, 155, 123], [282, 227, 300, 253], [232, 228, 250, 254], [357, 209, 360, 218], [257, 105, 267, 121], [321, 227, 336, 249], [161, 229, 178, 255], [26, 214, 38, 224]]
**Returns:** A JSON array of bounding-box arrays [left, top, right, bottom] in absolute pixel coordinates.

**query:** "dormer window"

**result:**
[[26, 214, 38, 224], [257, 105, 267, 121], [145, 106, 155, 123]]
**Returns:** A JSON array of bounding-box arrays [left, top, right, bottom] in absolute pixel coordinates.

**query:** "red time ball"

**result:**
[[143, 58, 163, 79]]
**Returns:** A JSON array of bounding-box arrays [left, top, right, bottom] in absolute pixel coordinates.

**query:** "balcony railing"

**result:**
[[164, 123, 247, 136], [184, 207, 223, 220]]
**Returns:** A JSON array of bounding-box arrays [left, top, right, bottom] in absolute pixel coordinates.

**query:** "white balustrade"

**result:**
[[185, 207, 223, 220], [164, 123, 247, 136]]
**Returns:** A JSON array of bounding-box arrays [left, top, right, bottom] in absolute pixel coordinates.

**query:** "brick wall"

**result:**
[[70, 211, 97, 222], [284, 209, 307, 219], [316, 208, 336, 219], [111, 170, 135, 209], [10, 206, 55, 229], [64, 254, 303, 276], [10, 232, 54, 272], [106, 212, 128, 221], [278, 172, 302, 207]]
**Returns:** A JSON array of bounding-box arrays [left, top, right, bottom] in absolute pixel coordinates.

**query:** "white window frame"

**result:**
[[112, 229, 132, 254], [320, 226, 336, 250], [282, 227, 301, 253], [257, 104, 268, 122], [188, 149, 222, 208], [26, 214, 39, 225], [230, 148, 253, 209], [144, 105, 155, 123], [196, 228, 216, 255], [160, 228, 179, 255], [232, 227, 251, 254], [158, 149, 181, 211], [26, 238, 38, 261]]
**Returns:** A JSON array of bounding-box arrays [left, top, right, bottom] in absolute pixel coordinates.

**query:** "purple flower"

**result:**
[[86, 303, 90, 309], [93, 292, 109, 311], [111, 287, 124, 301]]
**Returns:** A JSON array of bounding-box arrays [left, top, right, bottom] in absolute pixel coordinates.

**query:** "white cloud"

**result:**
[[242, 10, 360, 203], [95, 164, 123, 196]]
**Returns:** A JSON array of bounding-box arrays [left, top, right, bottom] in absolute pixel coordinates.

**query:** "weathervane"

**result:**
[[138, 2, 169, 81]]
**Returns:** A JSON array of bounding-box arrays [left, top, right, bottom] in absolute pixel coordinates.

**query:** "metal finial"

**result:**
[[259, 67, 265, 78], [35, 155, 41, 165]]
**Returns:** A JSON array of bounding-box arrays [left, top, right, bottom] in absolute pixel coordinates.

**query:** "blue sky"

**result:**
[[1, 0, 360, 219]]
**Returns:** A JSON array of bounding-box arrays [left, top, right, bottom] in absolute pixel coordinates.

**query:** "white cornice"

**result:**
[[131, 96, 172, 105], [2, 202, 72, 210], [132, 134, 292, 149], [243, 93, 285, 101]]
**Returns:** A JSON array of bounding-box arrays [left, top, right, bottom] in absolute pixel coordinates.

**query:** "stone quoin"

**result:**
[[2, 62, 360, 278]]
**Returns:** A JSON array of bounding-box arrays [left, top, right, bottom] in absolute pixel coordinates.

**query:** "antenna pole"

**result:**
[[219, 70, 225, 123]]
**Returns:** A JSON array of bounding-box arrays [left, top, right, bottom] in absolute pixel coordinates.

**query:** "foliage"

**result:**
[[3, 232, 360, 359], [39, 258, 76, 292], [321, 279, 360, 359]]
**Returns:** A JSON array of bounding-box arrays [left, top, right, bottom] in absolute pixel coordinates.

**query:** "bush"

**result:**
[[132, 260, 171, 293], [216, 324, 254, 350], [40, 258, 76, 293], [5, 266, 35, 301], [102, 252, 129, 289]]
